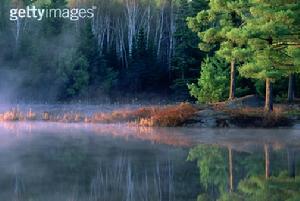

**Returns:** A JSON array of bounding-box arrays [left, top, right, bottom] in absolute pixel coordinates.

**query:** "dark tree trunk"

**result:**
[[288, 73, 295, 102], [229, 60, 236, 100], [265, 78, 273, 112], [287, 148, 296, 178], [265, 144, 270, 179]]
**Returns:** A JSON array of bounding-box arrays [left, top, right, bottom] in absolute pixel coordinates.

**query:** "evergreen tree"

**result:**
[[0, 0, 9, 32], [125, 28, 159, 93], [64, 55, 90, 98], [188, 56, 228, 103], [188, 145, 228, 198], [171, 0, 205, 98], [77, 21, 100, 83], [187, 0, 250, 100], [237, 173, 300, 201], [239, 0, 300, 111], [77, 21, 118, 96], [41, 0, 67, 36]]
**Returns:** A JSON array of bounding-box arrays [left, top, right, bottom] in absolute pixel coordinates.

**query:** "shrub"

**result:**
[[188, 56, 228, 104], [139, 103, 198, 127]]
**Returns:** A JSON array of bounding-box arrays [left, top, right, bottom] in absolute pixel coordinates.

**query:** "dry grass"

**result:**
[[0, 109, 24, 121], [92, 107, 156, 123], [0, 103, 199, 127], [0, 102, 295, 128], [138, 103, 198, 127], [92, 102, 198, 127], [27, 108, 37, 120], [0, 108, 85, 123]]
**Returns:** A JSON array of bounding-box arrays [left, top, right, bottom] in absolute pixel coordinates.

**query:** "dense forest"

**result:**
[[0, 0, 299, 111]]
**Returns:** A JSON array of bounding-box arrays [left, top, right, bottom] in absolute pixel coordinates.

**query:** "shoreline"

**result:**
[[0, 101, 299, 128]]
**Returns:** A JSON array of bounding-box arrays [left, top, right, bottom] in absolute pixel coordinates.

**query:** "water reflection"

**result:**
[[189, 143, 300, 201], [0, 123, 298, 201], [0, 123, 198, 201]]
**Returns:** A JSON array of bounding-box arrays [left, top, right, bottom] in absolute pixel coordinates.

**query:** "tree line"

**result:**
[[0, 0, 299, 108], [0, 0, 204, 102]]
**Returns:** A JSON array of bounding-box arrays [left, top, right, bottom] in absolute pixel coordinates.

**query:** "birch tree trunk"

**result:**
[[117, 19, 128, 68], [156, 4, 165, 59], [146, 5, 151, 49], [168, 0, 176, 81], [125, 0, 138, 59], [15, 18, 21, 49], [105, 16, 111, 53]]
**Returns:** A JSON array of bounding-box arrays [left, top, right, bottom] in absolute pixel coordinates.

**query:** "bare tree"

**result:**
[[125, 0, 139, 58], [156, 2, 165, 59], [168, 0, 176, 79]]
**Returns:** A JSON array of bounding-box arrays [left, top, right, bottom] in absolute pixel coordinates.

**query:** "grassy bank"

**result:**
[[0, 103, 199, 127], [0, 102, 298, 128], [213, 105, 296, 128]]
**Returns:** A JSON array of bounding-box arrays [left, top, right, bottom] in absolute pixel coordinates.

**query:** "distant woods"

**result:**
[[0, 0, 299, 107], [0, 0, 204, 102]]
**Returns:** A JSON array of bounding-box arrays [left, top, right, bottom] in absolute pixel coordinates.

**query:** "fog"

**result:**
[[0, 0, 195, 104], [0, 122, 299, 149]]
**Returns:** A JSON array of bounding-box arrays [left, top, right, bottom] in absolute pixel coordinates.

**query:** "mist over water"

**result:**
[[0, 1, 299, 200], [0, 123, 299, 200], [0, 69, 25, 103]]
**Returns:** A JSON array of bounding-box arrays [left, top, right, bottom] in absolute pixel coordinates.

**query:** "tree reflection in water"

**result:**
[[188, 143, 300, 201], [0, 125, 199, 201], [0, 124, 299, 201]]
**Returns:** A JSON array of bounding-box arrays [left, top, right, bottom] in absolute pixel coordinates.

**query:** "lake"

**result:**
[[0, 122, 299, 201]]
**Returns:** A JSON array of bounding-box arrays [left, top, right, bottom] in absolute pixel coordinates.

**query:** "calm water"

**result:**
[[0, 122, 299, 201]]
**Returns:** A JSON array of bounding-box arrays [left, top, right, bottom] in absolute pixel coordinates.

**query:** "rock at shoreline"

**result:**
[[224, 95, 265, 109], [184, 108, 233, 128], [184, 95, 296, 128]]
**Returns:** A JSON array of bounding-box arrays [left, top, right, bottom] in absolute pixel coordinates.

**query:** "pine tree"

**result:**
[[125, 27, 160, 93], [0, 0, 9, 32], [188, 56, 229, 103], [79, 21, 118, 95], [187, 0, 250, 100], [239, 0, 300, 111], [65, 55, 90, 98], [42, 0, 67, 36], [77, 21, 100, 82], [188, 145, 228, 195], [171, 0, 206, 98]]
